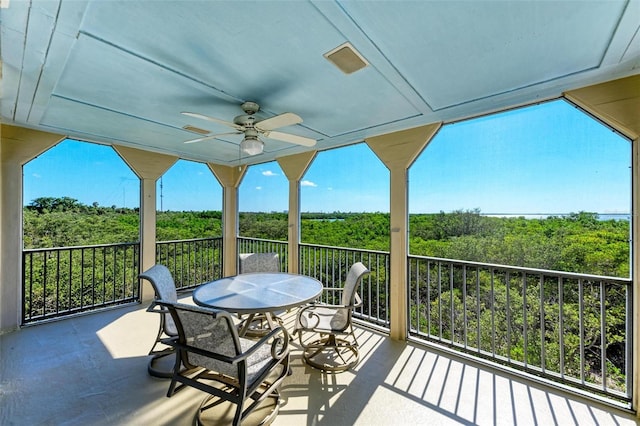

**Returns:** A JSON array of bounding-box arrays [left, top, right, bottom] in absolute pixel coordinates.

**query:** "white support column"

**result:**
[[209, 164, 246, 277], [366, 124, 441, 341], [278, 151, 316, 274], [114, 146, 177, 302], [139, 178, 157, 301], [0, 125, 63, 332], [563, 76, 640, 412]]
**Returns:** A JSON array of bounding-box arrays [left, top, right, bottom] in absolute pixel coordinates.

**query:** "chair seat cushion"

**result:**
[[192, 336, 276, 385], [297, 305, 348, 332]]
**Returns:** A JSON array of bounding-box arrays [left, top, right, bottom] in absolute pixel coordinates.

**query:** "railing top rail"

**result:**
[[409, 253, 631, 284], [157, 236, 222, 244], [237, 236, 287, 244], [24, 241, 140, 253], [299, 242, 390, 256]]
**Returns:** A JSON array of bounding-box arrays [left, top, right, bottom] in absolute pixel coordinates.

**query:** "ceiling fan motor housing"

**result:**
[[234, 115, 256, 126], [241, 101, 260, 115], [244, 128, 259, 138]]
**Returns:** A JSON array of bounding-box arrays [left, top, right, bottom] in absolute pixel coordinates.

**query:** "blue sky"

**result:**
[[23, 99, 631, 215]]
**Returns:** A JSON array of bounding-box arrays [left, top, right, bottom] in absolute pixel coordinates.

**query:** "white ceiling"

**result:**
[[2, 0, 639, 166]]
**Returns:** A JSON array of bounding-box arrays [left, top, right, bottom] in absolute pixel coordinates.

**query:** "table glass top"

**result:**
[[192, 273, 323, 313]]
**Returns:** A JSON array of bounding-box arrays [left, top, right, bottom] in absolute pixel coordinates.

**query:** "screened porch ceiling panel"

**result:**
[[2, 0, 639, 166]]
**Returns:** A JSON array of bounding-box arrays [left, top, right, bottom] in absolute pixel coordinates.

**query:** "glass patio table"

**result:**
[[192, 272, 323, 337]]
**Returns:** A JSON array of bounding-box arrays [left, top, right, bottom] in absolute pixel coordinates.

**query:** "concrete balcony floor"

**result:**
[[1, 297, 638, 426]]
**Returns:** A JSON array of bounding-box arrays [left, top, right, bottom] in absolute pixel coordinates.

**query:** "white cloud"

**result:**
[[262, 170, 277, 176], [256, 186, 262, 190], [327, 187, 333, 191], [301, 180, 317, 187], [32, 173, 41, 178]]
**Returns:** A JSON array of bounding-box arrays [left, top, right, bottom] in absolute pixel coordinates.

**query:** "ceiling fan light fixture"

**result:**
[[240, 137, 264, 155]]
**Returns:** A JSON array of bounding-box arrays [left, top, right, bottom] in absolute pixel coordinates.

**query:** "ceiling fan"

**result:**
[[181, 101, 316, 155]]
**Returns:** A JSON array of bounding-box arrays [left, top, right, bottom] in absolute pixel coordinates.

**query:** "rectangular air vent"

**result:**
[[324, 42, 369, 75], [183, 125, 210, 135]]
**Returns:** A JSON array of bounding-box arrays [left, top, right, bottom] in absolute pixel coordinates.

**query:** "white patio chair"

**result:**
[[294, 261, 370, 372], [238, 252, 283, 336]]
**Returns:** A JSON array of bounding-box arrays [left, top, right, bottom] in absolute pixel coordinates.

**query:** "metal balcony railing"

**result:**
[[299, 243, 390, 329], [155, 237, 223, 289], [236, 238, 391, 328], [22, 242, 140, 323], [237, 237, 288, 271], [408, 254, 632, 402], [21, 237, 631, 402]]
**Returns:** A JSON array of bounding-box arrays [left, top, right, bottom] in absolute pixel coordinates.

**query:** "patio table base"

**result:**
[[196, 382, 280, 426]]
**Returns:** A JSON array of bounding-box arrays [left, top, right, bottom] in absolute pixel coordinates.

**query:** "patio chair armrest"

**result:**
[[167, 340, 237, 364], [169, 324, 289, 365], [236, 325, 289, 362], [299, 292, 362, 311], [353, 292, 363, 308], [146, 300, 169, 314]]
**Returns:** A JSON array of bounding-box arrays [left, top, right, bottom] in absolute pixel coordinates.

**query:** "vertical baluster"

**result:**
[[506, 270, 511, 362], [427, 260, 431, 338], [112, 246, 117, 302], [102, 246, 107, 304], [171, 241, 177, 285], [558, 277, 565, 379], [386, 253, 390, 325], [91, 247, 96, 308], [600, 281, 607, 392], [411, 258, 417, 333], [449, 263, 454, 343], [43, 251, 48, 318], [189, 239, 193, 286], [539, 274, 546, 374], [80, 248, 85, 310], [522, 273, 527, 367], [490, 268, 495, 357], [120, 245, 124, 300], [476, 266, 481, 352], [463, 264, 468, 348], [375, 252, 379, 322], [438, 261, 442, 340], [56, 249, 61, 315], [579, 279, 585, 385], [26, 252, 33, 322]]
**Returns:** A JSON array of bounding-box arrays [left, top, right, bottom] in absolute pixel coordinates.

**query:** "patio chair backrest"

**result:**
[[165, 303, 245, 379], [342, 262, 369, 306], [239, 252, 280, 274], [139, 264, 178, 336]]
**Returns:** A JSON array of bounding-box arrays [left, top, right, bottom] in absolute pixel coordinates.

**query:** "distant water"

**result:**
[[482, 213, 631, 221]]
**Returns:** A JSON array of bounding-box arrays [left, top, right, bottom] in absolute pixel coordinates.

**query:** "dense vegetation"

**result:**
[[240, 208, 629, 278], [25, 198, 629, 278]]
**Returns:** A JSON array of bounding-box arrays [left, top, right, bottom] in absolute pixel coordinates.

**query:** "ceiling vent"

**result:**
[[183, 125, 210, 135], [324, 42, 368, 74]]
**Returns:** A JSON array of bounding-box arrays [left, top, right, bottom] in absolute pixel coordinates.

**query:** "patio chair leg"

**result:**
[[147, 349, 175, 378], [301, 334, 359, 372]]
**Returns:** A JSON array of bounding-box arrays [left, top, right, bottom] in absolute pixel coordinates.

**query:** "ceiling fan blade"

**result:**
[[181, 112, 243, 130], [255, 112, 302, 131], [184, 132, 241, 144], [263, 130, 316, 147]]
